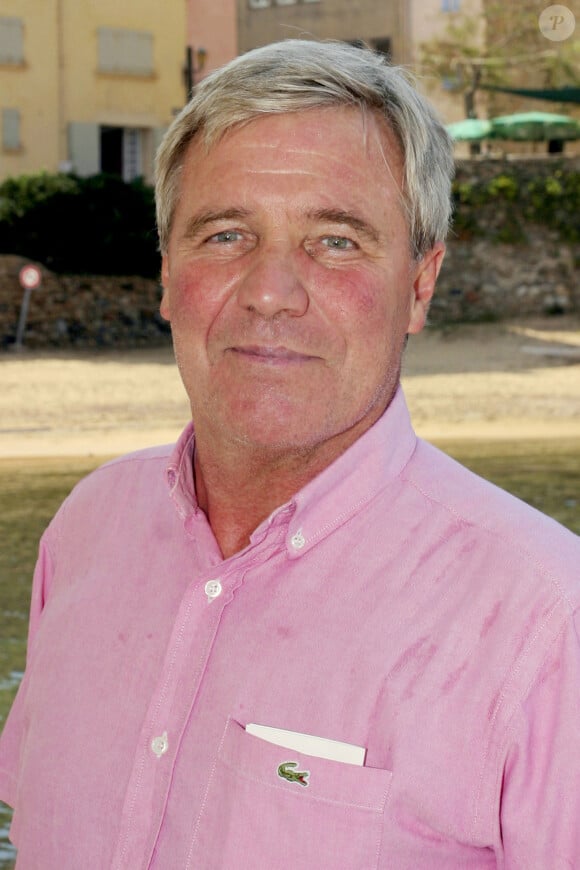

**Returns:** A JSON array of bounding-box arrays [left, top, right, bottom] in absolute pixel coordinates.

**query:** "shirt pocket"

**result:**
[[188, 717, 392, 870]]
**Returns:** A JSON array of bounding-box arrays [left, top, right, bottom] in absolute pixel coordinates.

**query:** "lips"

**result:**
[[229, 345, 316, 363]]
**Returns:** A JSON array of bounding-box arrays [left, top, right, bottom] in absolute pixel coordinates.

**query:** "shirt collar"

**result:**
[[165, 386, 417, 556], [282, 386, 417, 557], [165, 424, 196, 521]]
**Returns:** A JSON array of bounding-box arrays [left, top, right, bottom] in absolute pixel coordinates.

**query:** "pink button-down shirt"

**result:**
[[1, 388, 579, 869]]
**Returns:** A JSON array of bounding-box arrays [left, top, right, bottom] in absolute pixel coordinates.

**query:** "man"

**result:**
[[0, 40, 579, 869]]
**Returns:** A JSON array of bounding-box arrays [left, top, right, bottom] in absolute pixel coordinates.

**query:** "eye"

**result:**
[[321, 236, 356, 250], [207, 230, 243, 244]]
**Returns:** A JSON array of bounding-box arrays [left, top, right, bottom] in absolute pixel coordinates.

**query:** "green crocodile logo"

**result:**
[[277, 761, 310, 787]]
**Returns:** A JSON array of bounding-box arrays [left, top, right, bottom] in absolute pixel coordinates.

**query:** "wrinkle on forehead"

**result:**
[[234, 110, 403, 188], [176, 106, 410, 243], [243, 167, 326, 177]]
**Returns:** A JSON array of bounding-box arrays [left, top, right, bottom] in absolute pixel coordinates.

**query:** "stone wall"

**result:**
[[432, 157, 580, 323], [1, 158, 579, 349], [0, 256, 170, 349], [432, 227, 579, 323]]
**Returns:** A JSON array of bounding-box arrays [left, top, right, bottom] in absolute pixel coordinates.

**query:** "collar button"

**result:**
[[290, 530, 305, 550]]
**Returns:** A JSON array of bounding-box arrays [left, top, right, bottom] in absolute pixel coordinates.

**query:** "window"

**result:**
[[122, 128, 143, 182], [441, 0, 460, 10], [0, 17, 24, 65], [2, 108, 21, 150], [248, 0, 271, 7], [98, 28, 153, 76], [100, 126, 143, 181]]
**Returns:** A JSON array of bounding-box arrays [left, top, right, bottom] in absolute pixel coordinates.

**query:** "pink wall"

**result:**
[[187, 0, 238, 80]]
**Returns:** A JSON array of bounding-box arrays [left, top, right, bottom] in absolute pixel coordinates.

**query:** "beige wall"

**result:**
[[0, 0, 61, 177], [0, 0, 186, 183], [62, 0, 185, 126]]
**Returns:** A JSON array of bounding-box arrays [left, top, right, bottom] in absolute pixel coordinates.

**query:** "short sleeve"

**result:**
[[499, 607, 580, 868]]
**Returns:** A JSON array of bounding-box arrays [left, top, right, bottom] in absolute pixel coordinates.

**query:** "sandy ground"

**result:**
[[0, 316, 579, 458]]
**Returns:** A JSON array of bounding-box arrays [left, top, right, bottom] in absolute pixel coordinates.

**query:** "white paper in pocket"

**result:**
[[245, 723, 366, 766]]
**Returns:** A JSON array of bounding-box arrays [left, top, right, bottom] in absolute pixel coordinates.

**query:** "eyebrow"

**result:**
[[180, 206, 382, 245], [306, 208, 381, 245], [181, 208, 251, 240]]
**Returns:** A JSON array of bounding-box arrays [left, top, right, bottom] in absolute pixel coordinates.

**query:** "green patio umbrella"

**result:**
[[446, 118, 493, 142], [489, 111, 580, 141]]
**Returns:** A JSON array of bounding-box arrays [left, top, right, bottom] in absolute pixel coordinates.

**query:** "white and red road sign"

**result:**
[[18, 264, 42, 290]]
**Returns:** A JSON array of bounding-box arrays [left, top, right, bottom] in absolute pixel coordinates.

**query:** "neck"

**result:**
[[192, 416, 379, 559], [192, 440, 323, 559]]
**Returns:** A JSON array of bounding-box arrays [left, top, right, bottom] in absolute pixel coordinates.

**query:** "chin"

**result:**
[[228, 420, 319, 453]]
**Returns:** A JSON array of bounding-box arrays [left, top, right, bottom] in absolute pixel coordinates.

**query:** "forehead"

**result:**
[[179, 107, 405, 204]]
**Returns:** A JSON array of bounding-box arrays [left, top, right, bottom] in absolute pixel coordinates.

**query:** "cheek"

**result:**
[[169, 262, 228, 326], [313, 267, 402, 331]]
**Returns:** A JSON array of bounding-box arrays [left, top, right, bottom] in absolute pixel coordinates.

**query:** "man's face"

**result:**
[[161, 107, 444, 455]]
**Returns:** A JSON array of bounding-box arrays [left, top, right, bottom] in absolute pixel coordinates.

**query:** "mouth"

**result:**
[[229, 345, 317, 364]]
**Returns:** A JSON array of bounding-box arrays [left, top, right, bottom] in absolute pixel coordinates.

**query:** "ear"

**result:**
[[160, 254, 171, 321], [407, 243, 446, 335]]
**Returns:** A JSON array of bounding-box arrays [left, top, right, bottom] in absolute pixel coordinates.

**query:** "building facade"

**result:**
[[189, 0, 486, 124], [0, 0, 186, 183], [237, 0, 406, 63], [3, 0, 573, 184]]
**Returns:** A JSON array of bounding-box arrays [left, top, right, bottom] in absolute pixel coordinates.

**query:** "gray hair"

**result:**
[[155, 39, 454, 258]]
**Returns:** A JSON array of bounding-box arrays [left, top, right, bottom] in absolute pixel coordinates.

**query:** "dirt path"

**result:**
[[1, 316, 579, 457]]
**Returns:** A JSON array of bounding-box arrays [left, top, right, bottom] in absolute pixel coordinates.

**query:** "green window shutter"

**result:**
[[68, 122, 100, 176], [0, 17, 24, 64], [2, 108, 21, 150]]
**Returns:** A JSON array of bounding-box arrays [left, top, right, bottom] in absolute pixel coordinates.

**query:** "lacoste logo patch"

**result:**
[[277, 761, 310, 787]]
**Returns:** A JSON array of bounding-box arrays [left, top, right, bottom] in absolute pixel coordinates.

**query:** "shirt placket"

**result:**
[[110, 523, 285, 870]]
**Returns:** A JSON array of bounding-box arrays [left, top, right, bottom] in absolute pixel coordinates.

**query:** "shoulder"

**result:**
[[404, 438, 579, 598], [72, 442, 174, 492], [44, 442, 177, 545], [92, 442, 175, 474]]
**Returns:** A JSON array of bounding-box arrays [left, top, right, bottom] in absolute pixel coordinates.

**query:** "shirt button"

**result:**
[[205, 579, 222, 601], [151, 731, 169, 758], [291, 530, 305, 550]]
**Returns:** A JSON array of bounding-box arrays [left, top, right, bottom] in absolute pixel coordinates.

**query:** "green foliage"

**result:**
[[451, 168, 580, 244], [0, 173, 79, 219], [0, 172, 159, 277], [524, 170, 580, 242], [486, 174, 518, 200]]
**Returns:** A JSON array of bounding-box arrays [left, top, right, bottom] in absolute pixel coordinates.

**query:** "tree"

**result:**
[[419, 1, 580, 121]]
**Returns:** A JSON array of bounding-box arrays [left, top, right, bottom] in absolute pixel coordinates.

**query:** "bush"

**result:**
[[0, 172, 159, 277], [451, 166, 580, 244]]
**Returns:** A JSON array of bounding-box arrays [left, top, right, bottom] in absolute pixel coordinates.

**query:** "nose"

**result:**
[[236, 249, 309, 319]]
